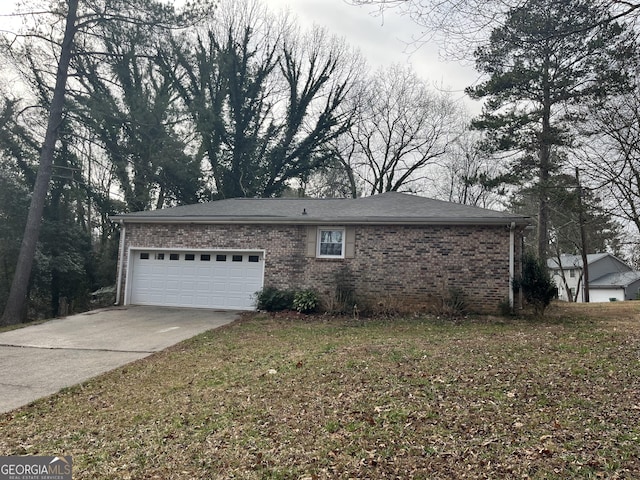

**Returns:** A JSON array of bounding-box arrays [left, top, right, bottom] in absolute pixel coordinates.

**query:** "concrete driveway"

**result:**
[[0, 306, 238, 413]]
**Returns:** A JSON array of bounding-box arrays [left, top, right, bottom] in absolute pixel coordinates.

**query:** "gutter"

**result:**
[[115, 220, 126, 305], [509, 222, 516, 310], [111, 215, 532, 227]]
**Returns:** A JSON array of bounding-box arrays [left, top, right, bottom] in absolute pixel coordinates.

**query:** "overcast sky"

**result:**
[[264, 0, 481, 111], [0, 0, 482, 111]]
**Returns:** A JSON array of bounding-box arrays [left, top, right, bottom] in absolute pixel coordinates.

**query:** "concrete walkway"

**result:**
[[0, 306, 238, 413]]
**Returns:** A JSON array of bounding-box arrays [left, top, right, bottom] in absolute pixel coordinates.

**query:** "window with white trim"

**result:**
[[317, 228, 345, 258]]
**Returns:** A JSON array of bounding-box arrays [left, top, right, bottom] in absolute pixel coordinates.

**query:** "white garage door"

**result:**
[[128, 250, 264, 310], [589, 288, 624, 303]]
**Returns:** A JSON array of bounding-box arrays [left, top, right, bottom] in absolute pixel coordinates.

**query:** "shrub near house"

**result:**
[[112, 193, 530, 314]]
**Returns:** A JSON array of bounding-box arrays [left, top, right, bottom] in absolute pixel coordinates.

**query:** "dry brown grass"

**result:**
[[549, 299, 640, 324], [1, 302, 639, 479]]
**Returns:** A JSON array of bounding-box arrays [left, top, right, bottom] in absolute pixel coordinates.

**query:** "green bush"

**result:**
[[293, 289, 319, 313], [254, 287, 295, 311], [513, 252, 557, 316]]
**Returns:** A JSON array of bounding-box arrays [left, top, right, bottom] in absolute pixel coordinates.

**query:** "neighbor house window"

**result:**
[[317, 228, 345, 258], [569, 269, 576, 278]]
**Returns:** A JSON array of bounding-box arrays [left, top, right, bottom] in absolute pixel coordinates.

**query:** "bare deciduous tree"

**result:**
[[581, 90, 640, 235], [346, 0, 640, 58], [433, 130, 505, 208], [346, 64, 461, 196]]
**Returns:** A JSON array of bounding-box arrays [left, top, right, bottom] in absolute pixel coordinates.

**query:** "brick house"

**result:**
[[113, 192, 530, 313]]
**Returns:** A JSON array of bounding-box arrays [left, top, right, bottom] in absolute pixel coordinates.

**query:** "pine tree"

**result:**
[[467, 0, 636, 258]]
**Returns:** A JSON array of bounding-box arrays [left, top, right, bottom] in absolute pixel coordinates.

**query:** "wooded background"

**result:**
[[1, 0, 639, 322]]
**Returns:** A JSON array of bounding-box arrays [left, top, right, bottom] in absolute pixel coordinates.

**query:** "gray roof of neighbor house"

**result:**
[[547, 253, 615, 269], [589, 271, 640, 289], [112, 192, 531, 226]]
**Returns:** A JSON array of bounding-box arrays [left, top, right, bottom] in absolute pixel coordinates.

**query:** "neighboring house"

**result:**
[[547, 253, 640, 302], [589, 272, 640, 302], [112, 192, 530, 314]]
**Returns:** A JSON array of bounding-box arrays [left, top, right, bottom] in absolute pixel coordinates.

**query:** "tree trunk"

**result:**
[[1, 0, 79, 326], [576, 167, 590, 302], [537, 158, 550, 260], [537, 52, 552, 260]]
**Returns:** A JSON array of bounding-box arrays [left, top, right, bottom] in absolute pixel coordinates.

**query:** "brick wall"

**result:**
[[119, 222, 524, 314]]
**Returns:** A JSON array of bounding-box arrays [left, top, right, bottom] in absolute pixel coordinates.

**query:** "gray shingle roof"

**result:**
[[547, 253, 611, 269], [589, 271, 640, 288], [113, 192, 531, 226]]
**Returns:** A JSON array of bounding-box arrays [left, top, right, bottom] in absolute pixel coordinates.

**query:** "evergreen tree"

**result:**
[[0, 0, 199, 324], [514, 251, 557, 315], [467, 0, 636, 258], [164, 0, 361, 198], [72, 17, 202, 212]]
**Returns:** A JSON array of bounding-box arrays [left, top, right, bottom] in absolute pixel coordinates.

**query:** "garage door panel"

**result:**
[[129, 250, 263, 310], [195, 266, 211, 276], [195, 282, 212, 293]]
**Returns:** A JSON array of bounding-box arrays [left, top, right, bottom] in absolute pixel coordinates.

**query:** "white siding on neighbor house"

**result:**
[[589, 289, 625, 303], [549, 254, 634, 303], [553, 271, 583, 302]]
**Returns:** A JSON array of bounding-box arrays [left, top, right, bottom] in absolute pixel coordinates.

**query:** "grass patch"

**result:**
[[1, 303, 640, 478], [0, 318, 50, 333]]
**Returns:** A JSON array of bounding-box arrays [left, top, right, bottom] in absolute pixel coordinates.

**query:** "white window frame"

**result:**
[[317, 227, 345, 258]]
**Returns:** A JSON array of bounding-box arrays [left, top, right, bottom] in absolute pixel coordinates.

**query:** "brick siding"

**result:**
[[119, 222, 524, 314]]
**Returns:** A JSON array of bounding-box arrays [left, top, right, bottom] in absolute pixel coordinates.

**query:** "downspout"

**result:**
[[115, 220, 126, 305], [509, 222, 516, 310]]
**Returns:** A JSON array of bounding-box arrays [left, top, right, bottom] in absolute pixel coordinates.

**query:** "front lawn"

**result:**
[[1, 303, 639, 479]]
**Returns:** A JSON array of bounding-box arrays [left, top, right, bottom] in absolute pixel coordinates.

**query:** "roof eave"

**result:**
[[589, 284, 626, 289], [112, 215, 531, 226]]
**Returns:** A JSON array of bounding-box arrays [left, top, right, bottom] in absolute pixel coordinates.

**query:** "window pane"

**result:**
[[319, 229, 344, 256], [328, 243, 342, 255]]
